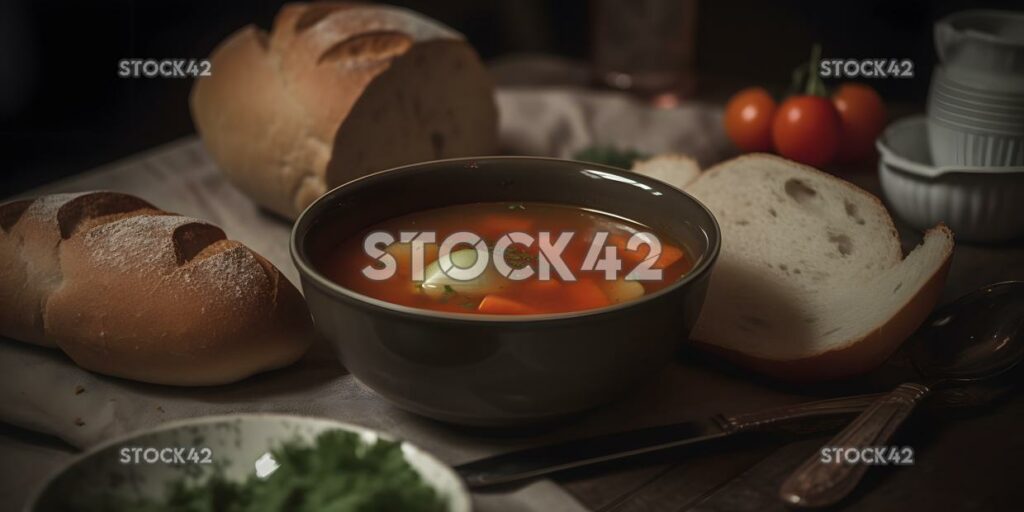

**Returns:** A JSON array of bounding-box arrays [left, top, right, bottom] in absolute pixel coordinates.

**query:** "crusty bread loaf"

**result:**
[[634, 154, 954, 381], [190, 2, 499, 219], [0, 192, 314, 385]]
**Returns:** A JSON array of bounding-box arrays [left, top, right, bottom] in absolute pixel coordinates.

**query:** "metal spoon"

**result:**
[[779, 281, 1024, 508]]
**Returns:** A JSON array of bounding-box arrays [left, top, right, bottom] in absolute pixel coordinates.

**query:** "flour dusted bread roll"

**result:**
[[634, 154, 954, 381], [0, 192, 313, 385], [190, 2, 499, 219]]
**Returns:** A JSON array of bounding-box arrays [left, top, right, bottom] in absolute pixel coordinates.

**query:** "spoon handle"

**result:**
[[778, 382, 930, 508]]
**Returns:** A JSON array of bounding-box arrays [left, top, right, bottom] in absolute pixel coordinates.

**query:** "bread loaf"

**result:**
[[0, 192, 314, 385], [633, 154, 954, 381], [190, 2, 499, 219]]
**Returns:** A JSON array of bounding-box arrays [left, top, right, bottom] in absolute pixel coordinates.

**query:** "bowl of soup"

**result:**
[[291, 157, 720, 426]]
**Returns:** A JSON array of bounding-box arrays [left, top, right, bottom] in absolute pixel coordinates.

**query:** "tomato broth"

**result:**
[[316, 202, 694, 315]]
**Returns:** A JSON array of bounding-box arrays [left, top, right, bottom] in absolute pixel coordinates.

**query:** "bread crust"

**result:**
[[190, 2, 498, 219], [0, 192, 314, 385]]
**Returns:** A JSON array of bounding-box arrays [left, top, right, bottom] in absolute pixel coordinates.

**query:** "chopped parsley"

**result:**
[[440, 284, 457, 303], [71, 430, 447, 512]]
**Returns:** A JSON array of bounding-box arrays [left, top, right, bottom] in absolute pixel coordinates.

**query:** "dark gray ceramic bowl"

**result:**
[[291, 157, 720, 426]]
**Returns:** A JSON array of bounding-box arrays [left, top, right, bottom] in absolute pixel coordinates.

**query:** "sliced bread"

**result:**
[[630, 154, 702, 190], [635, 153, 953, 381]]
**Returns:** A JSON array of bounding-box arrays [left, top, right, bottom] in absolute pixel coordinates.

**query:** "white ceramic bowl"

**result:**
[[25, 414, 471, 512], [878, 116, 1024, 242]]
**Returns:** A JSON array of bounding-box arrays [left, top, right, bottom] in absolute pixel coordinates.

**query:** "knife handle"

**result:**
[[778, 382, 930, 508], [727, 392, 886, 432]]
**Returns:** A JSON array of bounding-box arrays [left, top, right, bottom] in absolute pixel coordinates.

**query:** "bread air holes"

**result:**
[[784, 178, 818, 206], [844, 200, 866, 225], [776, 264, 802, 275], [827, 232, 853, 257]]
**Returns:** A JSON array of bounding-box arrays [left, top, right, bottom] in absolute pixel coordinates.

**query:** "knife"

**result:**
[[455, 393, 885, 488]]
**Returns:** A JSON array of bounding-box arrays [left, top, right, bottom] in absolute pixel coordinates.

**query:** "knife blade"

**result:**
[[455, 393, 886, 488], [456, 417, 732, 488]]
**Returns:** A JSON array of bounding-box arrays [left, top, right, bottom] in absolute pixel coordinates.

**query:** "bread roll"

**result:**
[[0, 192, 313, 385], [633, 154, 954, 382], [190, 2, 499, 219]]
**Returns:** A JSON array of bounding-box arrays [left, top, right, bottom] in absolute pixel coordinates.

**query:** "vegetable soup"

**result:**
[[316, 202, 694, 315]]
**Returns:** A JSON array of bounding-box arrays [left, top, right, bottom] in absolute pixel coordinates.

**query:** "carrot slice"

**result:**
[[608, 234, 684, 269], [525, 277, 563, 293], [478, 295, 539, 315], [563, 279, 611, 310], [652, 244, 684, 268], [477, 214, 534, 240], [607, 234, 643, 267]]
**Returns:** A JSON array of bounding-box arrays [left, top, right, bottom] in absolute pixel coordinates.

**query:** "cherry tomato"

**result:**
[[832, 83, 887, 163], [771, 96, 841, 167], [724, 87, 777, 152]]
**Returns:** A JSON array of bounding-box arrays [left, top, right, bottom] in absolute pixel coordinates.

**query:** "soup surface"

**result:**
[[317, 202, 694, 315]]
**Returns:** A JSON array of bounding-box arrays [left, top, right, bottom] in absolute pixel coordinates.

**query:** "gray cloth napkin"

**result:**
[[496, 87, 729, 167], [0, 86, 744, 511]]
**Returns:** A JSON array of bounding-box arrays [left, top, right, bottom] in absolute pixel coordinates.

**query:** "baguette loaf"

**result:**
[[190, 2, 499, 219], [633, 154, 954, 381], [0, 192, 314, 385]]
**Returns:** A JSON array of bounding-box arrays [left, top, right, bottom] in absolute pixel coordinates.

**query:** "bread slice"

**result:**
[[190, 3, 498, 219], [631, 154, 702, 190], [646, 154, 953, 381]]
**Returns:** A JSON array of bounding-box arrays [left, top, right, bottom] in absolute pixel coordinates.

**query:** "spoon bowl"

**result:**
[[911, 281, 1024, 382]]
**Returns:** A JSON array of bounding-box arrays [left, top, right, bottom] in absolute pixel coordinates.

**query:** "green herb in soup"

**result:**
[[572, 146, 649, 169], [72, 431, 447, 512], [317, 202, 694, 315]]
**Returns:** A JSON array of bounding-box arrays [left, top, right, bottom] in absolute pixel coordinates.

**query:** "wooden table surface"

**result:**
[[553, 168, 1024, 511]]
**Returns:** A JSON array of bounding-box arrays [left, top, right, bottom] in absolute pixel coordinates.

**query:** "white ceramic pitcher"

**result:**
[[935, 9, 1024, 91]]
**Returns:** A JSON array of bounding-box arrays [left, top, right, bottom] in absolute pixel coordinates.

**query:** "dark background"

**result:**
[[0, 0, 1012, 195]]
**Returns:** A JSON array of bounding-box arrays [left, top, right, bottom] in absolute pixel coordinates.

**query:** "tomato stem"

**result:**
[[806, 44, 828, 97], [789, 44, 829, 98]]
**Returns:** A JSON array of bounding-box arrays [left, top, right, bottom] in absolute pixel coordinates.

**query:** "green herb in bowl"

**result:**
[[67, 430, 448, 512]]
